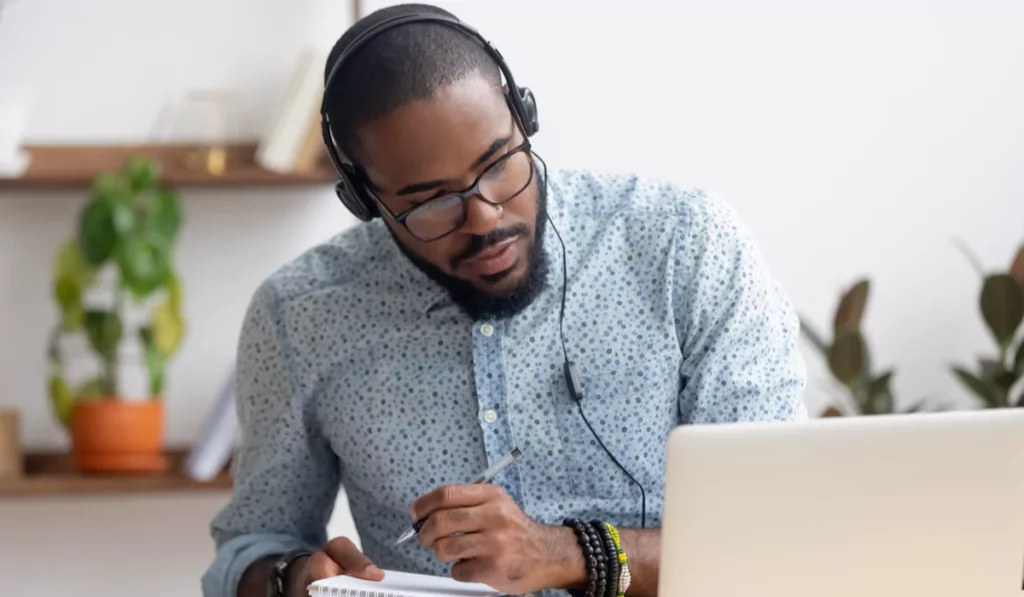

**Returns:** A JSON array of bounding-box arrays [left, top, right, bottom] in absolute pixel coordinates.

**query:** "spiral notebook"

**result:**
[[307, 569, 505, 597]]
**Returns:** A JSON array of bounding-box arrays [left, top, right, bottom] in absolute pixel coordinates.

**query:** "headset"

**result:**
[[320, 10, 646, 529]]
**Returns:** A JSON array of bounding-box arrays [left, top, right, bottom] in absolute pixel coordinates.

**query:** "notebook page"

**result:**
[[307, 570, 505, 597]]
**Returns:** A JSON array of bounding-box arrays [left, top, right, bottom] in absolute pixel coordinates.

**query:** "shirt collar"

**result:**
[[372, 221, 451, 315]]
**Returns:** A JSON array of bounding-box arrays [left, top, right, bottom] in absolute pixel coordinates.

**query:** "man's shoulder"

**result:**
[[256, 220, 389, 307], [548, 167, 738, 230]]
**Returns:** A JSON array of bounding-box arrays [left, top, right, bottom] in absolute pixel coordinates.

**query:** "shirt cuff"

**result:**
[[202, 533, 316, 597]]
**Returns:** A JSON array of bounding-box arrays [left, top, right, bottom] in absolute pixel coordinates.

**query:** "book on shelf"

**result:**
[[256, 48, 328, 174], [184, 366, 238, 481]]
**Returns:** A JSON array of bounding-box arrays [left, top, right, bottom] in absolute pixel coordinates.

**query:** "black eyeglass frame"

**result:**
[[362, 138, 535, 243]]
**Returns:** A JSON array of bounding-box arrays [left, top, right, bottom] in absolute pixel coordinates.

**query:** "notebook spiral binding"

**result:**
[[309, 587, 410, 597]]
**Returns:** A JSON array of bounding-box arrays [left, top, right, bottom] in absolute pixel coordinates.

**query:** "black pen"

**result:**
[[394, 446, 524, 545]]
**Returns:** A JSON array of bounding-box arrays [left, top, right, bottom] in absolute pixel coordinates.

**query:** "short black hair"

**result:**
[[324, 3, 503, 163]]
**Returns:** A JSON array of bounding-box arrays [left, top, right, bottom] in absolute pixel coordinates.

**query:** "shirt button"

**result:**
[[483, 409, 498, 423], [480, 323, 495, 337]]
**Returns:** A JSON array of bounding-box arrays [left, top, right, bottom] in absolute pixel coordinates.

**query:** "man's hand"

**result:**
[[289, 538, 385, 597], [411, 484, 585, 595]]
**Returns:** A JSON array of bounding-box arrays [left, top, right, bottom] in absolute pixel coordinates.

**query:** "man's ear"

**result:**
[[503, 83, 509, 94]]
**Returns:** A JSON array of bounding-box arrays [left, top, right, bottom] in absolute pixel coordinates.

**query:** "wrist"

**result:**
[[541, 525, 588, 590], [284, 554, 311, 597]]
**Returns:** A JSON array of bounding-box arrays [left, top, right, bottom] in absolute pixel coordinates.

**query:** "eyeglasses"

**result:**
[[376, 141, 535, 243]]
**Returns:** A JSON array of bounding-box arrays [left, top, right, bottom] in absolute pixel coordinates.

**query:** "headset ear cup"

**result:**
[[335, 171, 377, 222], [517, 87, 539, 136]]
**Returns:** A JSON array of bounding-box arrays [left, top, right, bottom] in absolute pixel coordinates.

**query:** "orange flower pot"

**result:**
[[70, 399, 167, 473]]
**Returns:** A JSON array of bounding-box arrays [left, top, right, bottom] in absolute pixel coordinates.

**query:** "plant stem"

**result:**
[[103, 279, 125, 399]]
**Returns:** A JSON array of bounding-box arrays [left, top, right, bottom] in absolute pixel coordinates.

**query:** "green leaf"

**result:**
[[54, 239, 98, 288], [138, 327, 166, 397], [75, 377, 105, 401], [952, 366, 999, 407], [144, 188, 181, 243], [1009, 244, 1024, 286], [979, 358, 999, 380], [152, 300, 184, 357], [124, 155, 161, 192], [166, 271, 183, 315], [48, 374, 75, 428], [52, 240, 98, 332], [873, 392, 894, 415], [952, 237, 985, 277], [798, 316, 828, 355], [980, 274, 1024, 349], [110, 199, 136, 236], [83, 310, 123, 361], [994, 368, 1019, 396], [90, 171, 131, 204], [902, 399, 929, 413], [833, 279, 870, 335], [53, 276, 83, 331], [116, 230, 172, 299], [78, 198, 118, 265], [828, 331, 864, 384], [1014, 341, 1024, 378], [867, 370, 894, 411]]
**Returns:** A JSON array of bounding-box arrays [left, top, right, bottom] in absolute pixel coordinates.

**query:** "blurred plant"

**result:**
[[950, 241, 1024, 408], [47, 155, 185, 427], [800, 279, 932, 416]]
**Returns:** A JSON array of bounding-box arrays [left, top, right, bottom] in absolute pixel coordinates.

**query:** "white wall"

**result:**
[[2, 0, 1023, 595]]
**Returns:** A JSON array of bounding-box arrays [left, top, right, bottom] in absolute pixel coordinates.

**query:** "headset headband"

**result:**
[[321, 12, 533, 165]]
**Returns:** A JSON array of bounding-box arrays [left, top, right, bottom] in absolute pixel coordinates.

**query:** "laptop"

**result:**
[[658, 408, 1024, 597]]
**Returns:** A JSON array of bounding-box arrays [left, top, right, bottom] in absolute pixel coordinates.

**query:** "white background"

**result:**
[[1, 0, 1023, 595]]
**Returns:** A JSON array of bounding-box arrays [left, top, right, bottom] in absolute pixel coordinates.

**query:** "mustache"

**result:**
[[451, 224, 530, 270]]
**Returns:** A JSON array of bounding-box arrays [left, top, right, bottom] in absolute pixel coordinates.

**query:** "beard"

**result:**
[[390, 176, 550, 322]]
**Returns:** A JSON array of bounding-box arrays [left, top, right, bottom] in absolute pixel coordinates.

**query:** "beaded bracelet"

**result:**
[[584, 522, 608, 597], [604, 522, 631, 596], [592, 520, 619, 597], [564, 518, 599, 597], [564, 519, 630, 597]]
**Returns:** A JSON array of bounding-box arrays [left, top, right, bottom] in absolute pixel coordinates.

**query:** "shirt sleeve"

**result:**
[[202, 281, 342, 597], [673, 192, 809, 423]]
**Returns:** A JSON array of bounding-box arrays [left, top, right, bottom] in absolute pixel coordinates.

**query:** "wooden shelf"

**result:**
[[0, 143, 336, 190], [0, 448, 233, 498]]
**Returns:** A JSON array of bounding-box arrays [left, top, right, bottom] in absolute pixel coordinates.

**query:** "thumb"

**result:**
[[303, 551, 343, 584], [324, 537, 385, 581]]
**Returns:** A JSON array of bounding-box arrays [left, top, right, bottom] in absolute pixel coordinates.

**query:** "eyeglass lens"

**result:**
[[404, 148, 534, 242]]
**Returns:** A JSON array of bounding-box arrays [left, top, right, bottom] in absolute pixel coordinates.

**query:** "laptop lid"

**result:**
[[659, 409, 1024, 597]]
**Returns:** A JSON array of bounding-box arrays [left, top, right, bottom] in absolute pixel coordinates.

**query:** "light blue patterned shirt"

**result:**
[[202, 168, 807, 597]]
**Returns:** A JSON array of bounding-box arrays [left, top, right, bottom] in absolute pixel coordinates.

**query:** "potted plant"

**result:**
[[950, 242, 1024, 407], [47, 155, 185, 473], [800, 278, 935, 416]]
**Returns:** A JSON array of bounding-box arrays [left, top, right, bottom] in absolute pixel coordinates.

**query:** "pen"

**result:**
[[394, 446, 524, 545]]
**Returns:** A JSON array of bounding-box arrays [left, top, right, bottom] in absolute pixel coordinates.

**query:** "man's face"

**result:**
[[356, 75, 541, 301]]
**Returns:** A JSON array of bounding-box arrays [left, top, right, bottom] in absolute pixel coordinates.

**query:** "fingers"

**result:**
[[323, 537, 384, 581], [433, 533, 493, 563], [412, 483, 504, 521], [302, 551, 341, 585], [416, 506, 486, 547], [451, 557, 492, 584]]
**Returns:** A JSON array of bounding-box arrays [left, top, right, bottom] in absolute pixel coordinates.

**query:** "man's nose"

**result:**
[[459, 196, 502, 236]]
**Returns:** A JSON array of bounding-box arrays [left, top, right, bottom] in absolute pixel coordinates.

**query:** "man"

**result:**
[[202, 4, 807, 597]]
